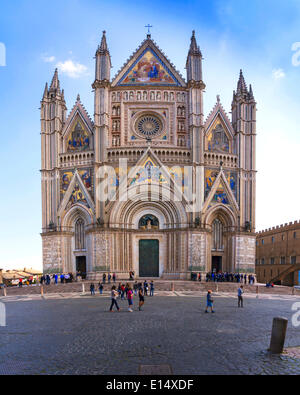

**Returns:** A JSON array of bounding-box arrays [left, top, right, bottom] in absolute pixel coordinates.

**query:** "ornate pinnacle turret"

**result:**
[[188, 30, 202, 57], [50, 68, 60, 89], [186, 30, 203, 83], [94, 30, 111, 83], [237, 69, 248, 95], [42, 82, 48, 100], [248, 84, 255, 101], [96, 31, 109, 55]]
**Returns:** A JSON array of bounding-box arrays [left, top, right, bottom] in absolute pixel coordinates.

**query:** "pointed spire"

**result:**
[[248, 84, 255, 101], [94, 30, 112, 82], [49, 68, 61, 93], [97, 30, 110, 55], [237, 69, 248, 95], [186, 31, 203, 83], [77, 93, 81, 102], [42, 82, 48, 99], [189, 30, 202, 56]]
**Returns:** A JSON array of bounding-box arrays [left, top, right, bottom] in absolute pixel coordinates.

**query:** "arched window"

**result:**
[[75, 218, 85, 250], [212, 219, 224, 251], [139, 215, 159, 230]]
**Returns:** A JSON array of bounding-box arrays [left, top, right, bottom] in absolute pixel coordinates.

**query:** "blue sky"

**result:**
[[1, 0, 300, 270]]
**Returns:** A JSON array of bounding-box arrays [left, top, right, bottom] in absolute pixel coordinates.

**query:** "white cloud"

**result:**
[[56, 59, 88, 78], [272, 68, 285, 80], [42, 55, 56, 63]]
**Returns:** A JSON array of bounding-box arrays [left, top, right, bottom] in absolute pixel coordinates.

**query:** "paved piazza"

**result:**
[[1, 292, 300, 375]]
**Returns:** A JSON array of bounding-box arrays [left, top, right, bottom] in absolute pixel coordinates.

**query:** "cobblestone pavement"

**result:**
[[1, 293, 300, 375]]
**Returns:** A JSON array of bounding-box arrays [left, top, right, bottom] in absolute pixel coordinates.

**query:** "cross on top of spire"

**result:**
[[145, 24, 153, 37]]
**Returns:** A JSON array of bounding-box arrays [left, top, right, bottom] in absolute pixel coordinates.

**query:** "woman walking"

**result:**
[[138, 287, 145, 311], [127, 287, 134, 312], [110, 286, 120, 312], [205, 290, 215, 313]]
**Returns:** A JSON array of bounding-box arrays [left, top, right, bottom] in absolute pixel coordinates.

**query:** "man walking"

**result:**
[[150, 281, 154, 297], [110, 286, 120, 312], [238, 285, 244, 308]]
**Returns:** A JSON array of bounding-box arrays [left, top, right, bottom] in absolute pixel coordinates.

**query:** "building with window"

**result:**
[[41, 31, 256, 278], [256, 221, 300, 286]]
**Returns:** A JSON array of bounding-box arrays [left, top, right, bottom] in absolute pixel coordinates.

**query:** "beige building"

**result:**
[[41, 31, 257, 279], [256, 222, 300, 286]]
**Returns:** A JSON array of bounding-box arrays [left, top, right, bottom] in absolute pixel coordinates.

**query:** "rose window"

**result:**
[[135, 114, 163, 138]]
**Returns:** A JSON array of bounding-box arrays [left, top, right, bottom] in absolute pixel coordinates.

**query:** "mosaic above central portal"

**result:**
[[119, 49, 179, 86]]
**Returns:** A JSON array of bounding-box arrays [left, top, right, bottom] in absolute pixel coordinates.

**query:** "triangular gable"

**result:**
[[62, 96, 94, 139], [58, 170, 95, 217], [105, 147, 190, 209], [202, 169, 239, 215], [204, 98, 235, 140], [112, 38, 186, 87]]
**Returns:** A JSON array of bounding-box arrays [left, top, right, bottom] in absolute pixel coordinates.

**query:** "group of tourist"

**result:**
[[40, 273, 74, 285], [88, 280, 155, 313], [101, 273, 117, 284], [205, 272, 256, 284]]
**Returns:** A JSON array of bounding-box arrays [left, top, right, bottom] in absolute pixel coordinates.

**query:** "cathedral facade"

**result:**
[[41, 31, 257, 279]]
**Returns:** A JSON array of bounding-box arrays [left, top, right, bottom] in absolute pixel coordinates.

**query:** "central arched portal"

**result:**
[[138, 215, 160, 278], [139, 239, 160, 277]]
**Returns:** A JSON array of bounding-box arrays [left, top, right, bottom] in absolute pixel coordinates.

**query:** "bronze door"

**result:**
[[139, 240, 159, 277]]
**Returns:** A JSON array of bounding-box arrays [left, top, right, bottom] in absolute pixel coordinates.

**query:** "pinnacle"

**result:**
[[98, 30, 109, 52], [237, 69, 248, 95], [50, 68, 61, 92], [189, 30, 202, 56]]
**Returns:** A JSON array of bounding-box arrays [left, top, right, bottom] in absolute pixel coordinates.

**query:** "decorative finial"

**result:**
[[145, 24, 153, 37], [217, 94, 220, 103], [77, 94, 80, 102]]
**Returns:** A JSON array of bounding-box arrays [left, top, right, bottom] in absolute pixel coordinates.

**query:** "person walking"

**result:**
[[144, 280, 149, 296], [98, 282, 104, 295], [150, 281, 154, 297], [90, 283, 95, 296], [110, 286, 120, 312], [205, 290, 215, 313], [238, 285, 244, 308], [127, 287, 134, 312], [103, 273, 106, 284], [113, 273, 116, 283], [138, 287, 145, 311], [121, 284, 125, 300], [133, 281, 138, 296]]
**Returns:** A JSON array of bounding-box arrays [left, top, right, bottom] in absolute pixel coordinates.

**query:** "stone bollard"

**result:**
[[256, 286, 259, 298], [292, 287, 295, 296], [171, 282, 175, 292], [269, 317, 288, 354], [82, 283, 85, 294], [41, 286, 44, 296], [3, 287, 6, 297]]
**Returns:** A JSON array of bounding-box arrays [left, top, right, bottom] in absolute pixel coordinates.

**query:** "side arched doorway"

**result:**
[[204, 205, 237, 273]]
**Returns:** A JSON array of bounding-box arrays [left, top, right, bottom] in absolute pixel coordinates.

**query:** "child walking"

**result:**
[[205, 290, 215, 313]]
